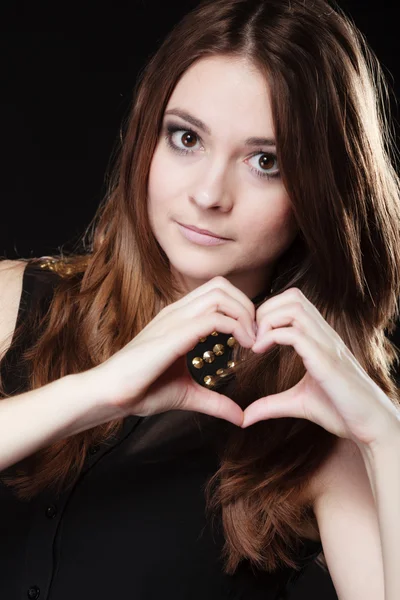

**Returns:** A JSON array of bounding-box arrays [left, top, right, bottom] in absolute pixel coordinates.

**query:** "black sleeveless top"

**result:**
[[0, 261, 323, 600]]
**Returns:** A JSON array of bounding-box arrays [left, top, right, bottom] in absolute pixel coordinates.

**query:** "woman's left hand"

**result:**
[[242, 288, 400, 450]]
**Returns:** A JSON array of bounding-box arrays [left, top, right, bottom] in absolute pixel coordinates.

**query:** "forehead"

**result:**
[[165, 56, 275, 139]]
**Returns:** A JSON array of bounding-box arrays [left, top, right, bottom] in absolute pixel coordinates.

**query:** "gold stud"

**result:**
[[204, 375, 215, 386], [213, 343, 224, 356], [203, 350, 215, 363], [227, 360, 236, 368], [199, 336, 207, 342], [192, 357, 204, 369], [40, 259, 56, 271], [216, 368, 228, 378], [227, 336, 236, 347], [211, 331, 219, 336]]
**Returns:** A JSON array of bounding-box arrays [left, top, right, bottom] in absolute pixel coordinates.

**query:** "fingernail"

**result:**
[[253, 322, 258, 335]]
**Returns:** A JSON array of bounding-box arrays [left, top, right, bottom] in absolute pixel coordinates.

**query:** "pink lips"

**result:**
[[176, 222, 230, 246]]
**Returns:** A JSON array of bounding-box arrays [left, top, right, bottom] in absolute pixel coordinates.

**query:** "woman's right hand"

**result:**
[[89, 276, 257, 427]]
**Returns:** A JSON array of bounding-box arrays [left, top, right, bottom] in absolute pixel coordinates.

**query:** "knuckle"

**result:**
[[334, 342, 348, 361], [208, 288, 229, 303], [212, 275, 228, 286], [158, 304, 172, 319], [328, 344, 346, 367], [288, 287, 304, 299], [293, 301, 306, 314], [213, 312, 225, 325]]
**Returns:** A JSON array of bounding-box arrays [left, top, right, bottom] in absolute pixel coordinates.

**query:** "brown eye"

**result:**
[[247, 151, 279, 180], [259, 154, 275, 171], [180, 131, 198, 148], [165, 124, 202, 155]]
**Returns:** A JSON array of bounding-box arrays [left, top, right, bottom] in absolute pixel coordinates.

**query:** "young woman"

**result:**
[[1, 0, 399, 598]]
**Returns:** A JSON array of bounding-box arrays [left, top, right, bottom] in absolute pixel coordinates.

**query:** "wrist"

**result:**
[[358, 415, 400, 465], [57, 371, 126, 437]]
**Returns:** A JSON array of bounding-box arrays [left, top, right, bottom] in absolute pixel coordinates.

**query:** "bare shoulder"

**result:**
[[308, 437, 364, 505], [300, 437, 362, 542], [0, 259, 28, 360]]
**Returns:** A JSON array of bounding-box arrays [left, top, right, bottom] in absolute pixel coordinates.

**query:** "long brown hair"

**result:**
[[1, 0, 400, 576]]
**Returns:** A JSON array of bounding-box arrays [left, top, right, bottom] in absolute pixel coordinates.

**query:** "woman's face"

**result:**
[[148, 55, 298, 298]]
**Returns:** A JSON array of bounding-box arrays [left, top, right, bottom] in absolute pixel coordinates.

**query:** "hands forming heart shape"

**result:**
[[94, 281, 400, 455]]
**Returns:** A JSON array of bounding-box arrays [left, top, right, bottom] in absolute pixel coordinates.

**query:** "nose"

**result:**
[[190, 162, 234, 212]]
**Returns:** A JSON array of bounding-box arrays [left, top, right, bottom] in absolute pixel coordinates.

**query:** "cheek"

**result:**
[[242, 193, 297, 252], [147, 148, 172, 232], [148, 145, 182, 208], [148, 150, 165, 207]]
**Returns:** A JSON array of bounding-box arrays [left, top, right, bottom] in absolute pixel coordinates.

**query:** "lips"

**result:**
[[177, 222, 229, 240]]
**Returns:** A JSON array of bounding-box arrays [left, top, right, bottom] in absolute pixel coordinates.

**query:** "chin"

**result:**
[[168, 256, 228, 283]]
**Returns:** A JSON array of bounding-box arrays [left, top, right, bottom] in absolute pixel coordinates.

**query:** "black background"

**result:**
[[1, 2, 398, 598]]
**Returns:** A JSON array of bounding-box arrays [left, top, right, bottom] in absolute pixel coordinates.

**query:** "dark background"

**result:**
[[1, 2, 398, 598]]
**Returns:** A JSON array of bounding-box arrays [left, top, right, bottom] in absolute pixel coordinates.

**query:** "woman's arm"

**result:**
[[360, 432, 400, 600], [312, 437, 384, 599], [0, 372, 125, 472]]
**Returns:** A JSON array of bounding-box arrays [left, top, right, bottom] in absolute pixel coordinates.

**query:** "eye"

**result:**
[[247, 152, 280, 180], [164, 122, 280, 180], [165, 124, 202, 154]]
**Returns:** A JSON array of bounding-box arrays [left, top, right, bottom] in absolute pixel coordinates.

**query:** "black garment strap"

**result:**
[[0, 261, 61, 396]]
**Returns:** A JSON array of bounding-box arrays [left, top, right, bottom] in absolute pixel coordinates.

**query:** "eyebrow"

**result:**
[[164, 108, 276, 148]]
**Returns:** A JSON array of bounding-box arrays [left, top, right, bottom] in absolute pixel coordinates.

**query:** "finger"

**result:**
[[135, 286, 256, 346], [256, 288, 340, 344], [241, 381, 306, 427], [184, 310, 256, 352], [180, 288, 256, 341], [251, 326, 332, 384], [162, 275, 256, 325], [254, 301, 332, 352]]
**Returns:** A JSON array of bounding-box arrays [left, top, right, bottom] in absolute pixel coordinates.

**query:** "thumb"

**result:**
[[182, 383, 244, 427], [241, 381, 305, 428]]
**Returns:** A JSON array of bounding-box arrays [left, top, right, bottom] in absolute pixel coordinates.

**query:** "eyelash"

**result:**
[[164, 123, 280, 181]]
